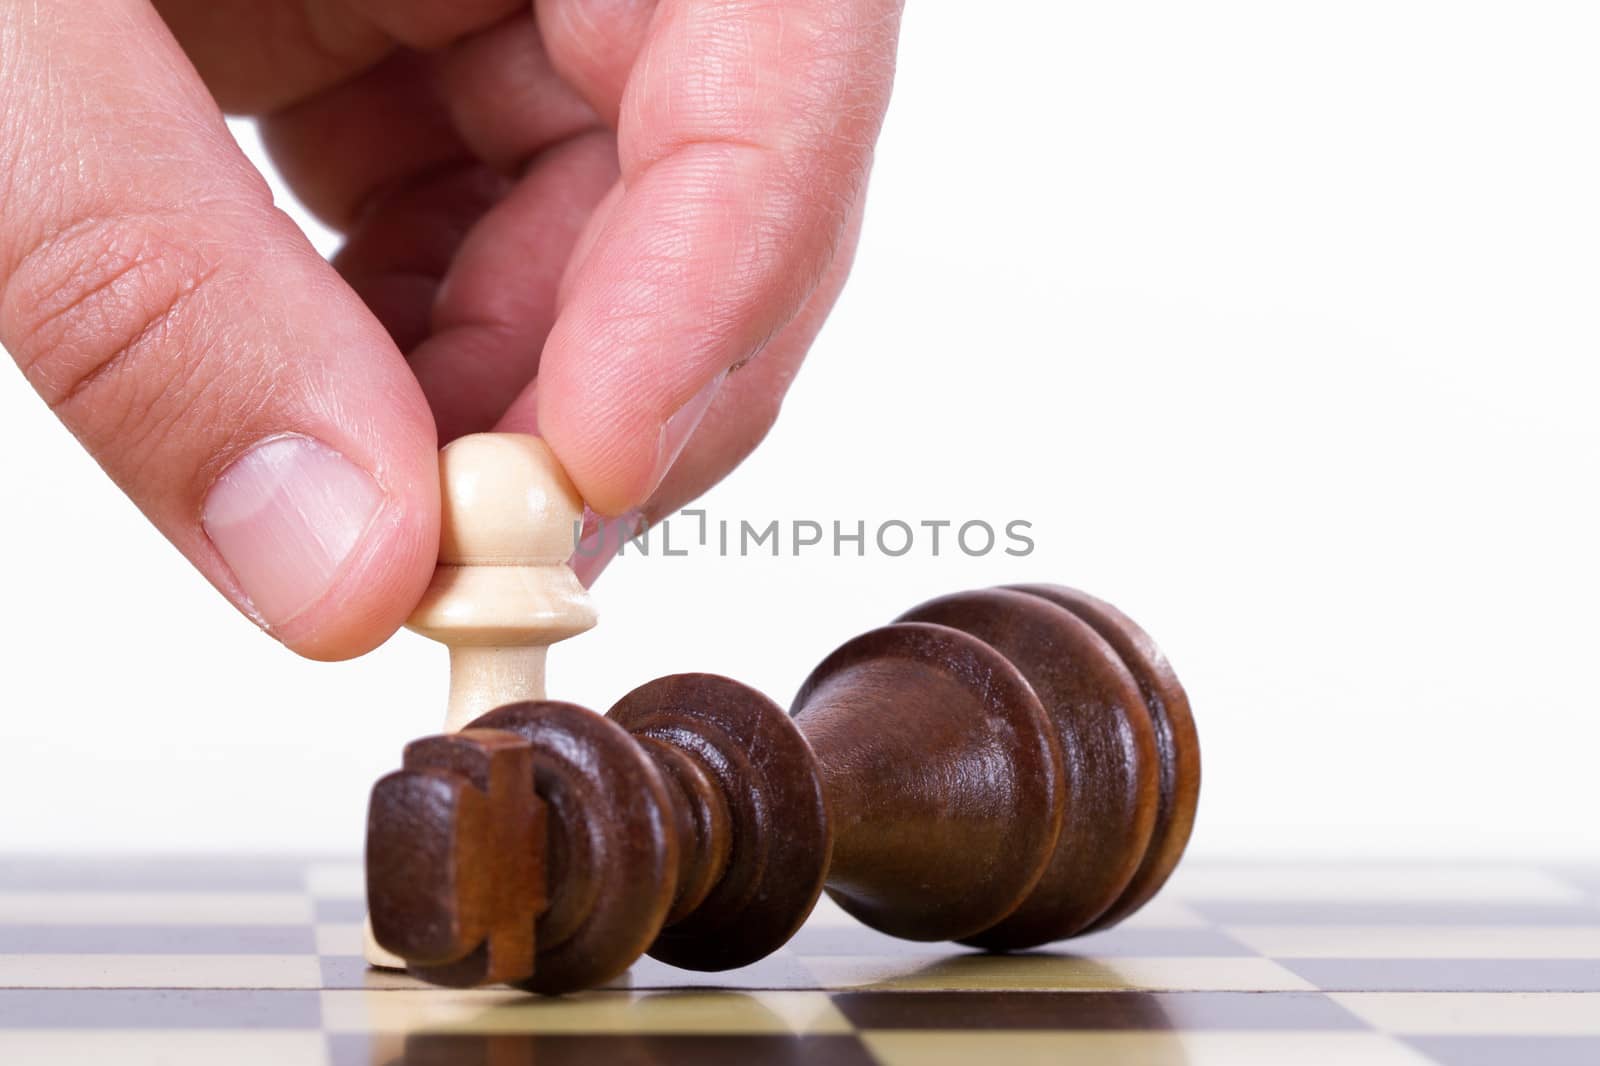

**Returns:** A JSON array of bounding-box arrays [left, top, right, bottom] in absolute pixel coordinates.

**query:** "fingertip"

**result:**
[[272, 498, 440, 661], [204, 431, 442, 662], [532, 369, 658, 517]]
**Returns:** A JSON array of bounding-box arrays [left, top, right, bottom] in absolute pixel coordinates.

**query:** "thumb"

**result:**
[[0, 1, 439, 660]]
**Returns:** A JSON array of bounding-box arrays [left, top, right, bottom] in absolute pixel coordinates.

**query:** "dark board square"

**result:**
[[0, 924, 315, 954], [0, 989, 320, 1029], [321, 956, 373, 990], [319, 956, 436, 991], [1194, 901, 1600, 926], [1562, 870, 1600, 902], [0, 858, 307, 891], [831, 991, 1367, 1031], [328, 1034, 876, 1066], [1283, 959, 1600, 992], [1407, 1036, 1600, 1066], [315, 898, 368, 923]]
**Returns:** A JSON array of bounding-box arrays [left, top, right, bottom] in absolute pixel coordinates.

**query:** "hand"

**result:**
[[0, 0, 902, 659]]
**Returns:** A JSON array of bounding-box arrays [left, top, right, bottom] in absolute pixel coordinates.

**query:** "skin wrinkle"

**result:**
[[0, 13, 39, 206], [5, 0, 903, 650], [108, 316, 218, 483], [0, 64, 70, 279], [1, 0, 452, 661], [0, 95, 270, 277], [252, 0, 895, 479], [0, 200, 251, 346], [7, 238, 170, 378], [569, 3, 896, 372], [80, 280, 245, 494], [429, 131, 616, 332], [56, 261, 221, 409], [620, 1, 884, 167], [530, 0, 654, 131], [13, 209, 295, 497], [399, 131, 617, 439], [569, 138, 832, 402], [636, 192, 862, 510]]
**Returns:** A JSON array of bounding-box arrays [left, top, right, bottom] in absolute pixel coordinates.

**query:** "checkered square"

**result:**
[[0, 859, 1594, 1065]]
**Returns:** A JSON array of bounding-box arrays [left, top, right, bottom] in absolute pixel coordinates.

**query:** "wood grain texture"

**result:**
[[471, 702, 677, 996], [1007, 584, 1201, 933], [896, 588, 1159, 946], [793, 622, 1065, 942], [365, 583, 1199, 993], [366, 728, 543, 987], [613, 674, 831, 972], [366, 434, 597, 971]]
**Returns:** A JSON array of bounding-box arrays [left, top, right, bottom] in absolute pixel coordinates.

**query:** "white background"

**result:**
[[2, 2, 1596, 860]]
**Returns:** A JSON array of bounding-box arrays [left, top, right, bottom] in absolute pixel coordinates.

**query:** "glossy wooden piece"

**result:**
[[366, 433, 597, 971], [1007, 585, 1201, 932], [470, 702, 677, 995], [366, 729, 543, 988], [895, 588, 1160, 946], [793, 622, 1065, 941], [366, 584, 1199, 992], [612, 674, 830, 972], [367, 678, 829, 994]]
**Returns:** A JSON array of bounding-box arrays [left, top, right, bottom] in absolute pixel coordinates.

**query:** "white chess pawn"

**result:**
[[366, 432, 596, 969], [408, 433, 597, 732]]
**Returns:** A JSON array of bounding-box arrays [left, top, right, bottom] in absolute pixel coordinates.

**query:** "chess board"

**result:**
[[0, 859, 1596, 1065]]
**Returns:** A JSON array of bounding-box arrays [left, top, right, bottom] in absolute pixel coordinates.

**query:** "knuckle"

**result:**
[[2, 213, 226, 440], [340, 0, 521, 51]]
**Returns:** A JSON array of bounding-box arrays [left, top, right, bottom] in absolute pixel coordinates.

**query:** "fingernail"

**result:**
[[570, 508, 644, 588], [570, 536, 614, 588], [203, 435, 384, 628], [648, 373, 726, 496]]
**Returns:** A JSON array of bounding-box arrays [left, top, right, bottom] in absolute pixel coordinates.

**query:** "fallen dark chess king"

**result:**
[[366, 581, 1200, 995]]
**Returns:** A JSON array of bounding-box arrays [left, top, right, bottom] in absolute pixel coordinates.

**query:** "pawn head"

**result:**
[[436, 434, 584, 566]]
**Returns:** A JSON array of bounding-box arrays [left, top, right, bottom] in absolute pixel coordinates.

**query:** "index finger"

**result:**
[[508, 0, 905, 515]]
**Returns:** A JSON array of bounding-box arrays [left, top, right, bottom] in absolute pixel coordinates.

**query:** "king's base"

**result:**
[[363, 916, 406, 970]]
